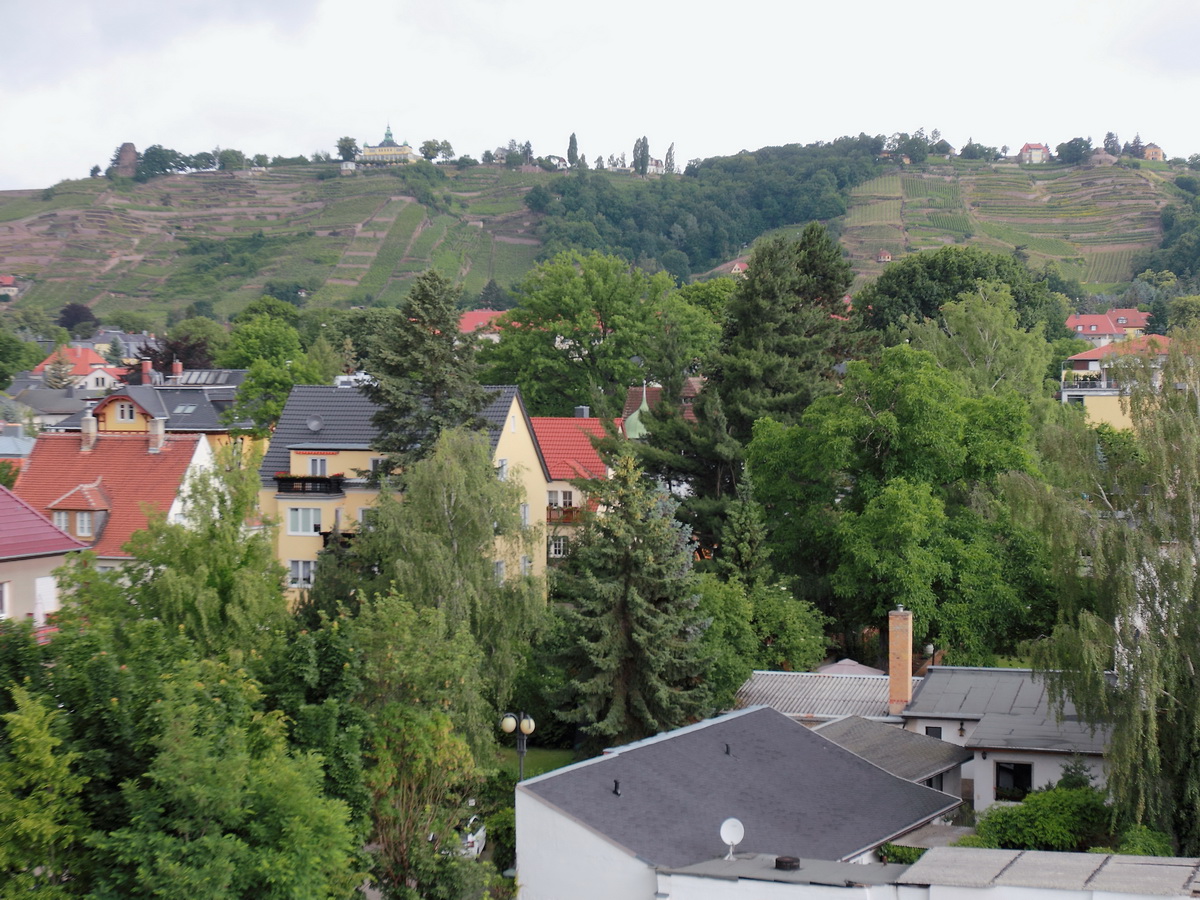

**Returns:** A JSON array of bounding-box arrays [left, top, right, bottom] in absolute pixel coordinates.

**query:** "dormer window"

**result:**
[[1089, 325, 1097, 331], [52, 511, 69, 531], [76, 511, 93, 537], [1076, 325, 1083, 331], [1117, 317, 1127, 324], [117, 402, 136, 421]]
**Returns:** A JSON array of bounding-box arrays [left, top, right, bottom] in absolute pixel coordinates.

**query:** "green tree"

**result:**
[[361, 270, 489, 468], [480, 251, 710, 416], [710, 223, 855, 443], [420, 140, 442, 161], [41, 349, 75, 389], [336, 136, 359, 161], [567, 133, 579, 167], [0, 686, 89, 895], [1104, 132, 1121, 156], [664, 142, 676, 175], [695, 575, 756, 710], [169, 316, 230, 361], [0, 328, 42, 391], [1055, 136, 1093, 165], [217, 314, 304, 369], [632, 136, 650, 176], [553, 451, 710, 750], [228, 356, 322, 436]]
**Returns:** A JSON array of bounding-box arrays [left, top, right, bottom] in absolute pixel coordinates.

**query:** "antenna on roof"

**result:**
[[719, 817, 744, 860]]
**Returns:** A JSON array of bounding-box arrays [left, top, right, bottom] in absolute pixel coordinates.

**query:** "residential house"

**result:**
[[458, 309, 505, 343], [1144, 143, 1165, 162], [0, 485, 86, 624], [48, 360, 250, 453], [1066, 308, 1150, 348], [14, 423, 213, 568], [901, 666, 1108, 810], [736, 670, 918, 726], [813, 715, 972, 797], [516, 706, 959, 900], [876, 249, 893, 263], [1059, 334, 1171, 428], [77, 327, 159, 364], [258, 383, 549, 596], [31, 346, 125, 390], [0, 275, 18, 297], [1017, 143, 1051, 164], [5, 386, 107, 429], [529, 411, 620, 560], [622, 377, 705, 439], [0, 422, 35, 475]]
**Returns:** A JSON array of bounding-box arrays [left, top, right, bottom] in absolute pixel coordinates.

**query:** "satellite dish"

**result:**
[[719, 817, 744, 859], [306, 415, 324, 432]]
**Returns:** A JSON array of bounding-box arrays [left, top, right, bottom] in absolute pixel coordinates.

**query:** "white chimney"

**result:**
[[148, 417, 166, 453], [81, 409, 98, 451]]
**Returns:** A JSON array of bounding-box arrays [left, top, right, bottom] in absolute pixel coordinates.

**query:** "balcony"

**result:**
[[274, 473, 346, 495], [547, 505, 583, 524], [1061, 374, 1122, 392]]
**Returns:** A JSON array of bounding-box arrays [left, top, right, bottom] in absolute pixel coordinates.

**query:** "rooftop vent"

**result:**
[[775, 856, 800, 871]]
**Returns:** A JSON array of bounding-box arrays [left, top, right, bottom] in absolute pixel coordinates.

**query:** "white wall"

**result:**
[[656, 871, 908, 900], [972, 752, 1105, 810], [516, 789, 656, 900]]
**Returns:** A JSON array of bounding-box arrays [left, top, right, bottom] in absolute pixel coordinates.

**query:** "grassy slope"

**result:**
[[0, 164, 549, 323], [841, 158, 1174, 292]]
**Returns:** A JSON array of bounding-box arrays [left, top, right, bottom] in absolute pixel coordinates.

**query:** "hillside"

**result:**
[[0, 163, 546, 321], [0, 155, 1185, 327], [841, 158, 1179, 291]]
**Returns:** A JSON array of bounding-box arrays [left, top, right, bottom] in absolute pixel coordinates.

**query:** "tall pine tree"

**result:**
[[709, 222, 854, 443], [554, 450, 710, 750], [362, 269, 489, 469]]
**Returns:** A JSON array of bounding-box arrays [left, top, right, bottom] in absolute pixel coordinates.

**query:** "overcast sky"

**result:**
[[5, 0, 1199, 191]]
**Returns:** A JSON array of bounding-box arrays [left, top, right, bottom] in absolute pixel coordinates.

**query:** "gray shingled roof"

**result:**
[[967, 711, 1107, 755], [51, 385, 246, 433], [900, 847, 1200, 895], [813, 716, 972, 782], [259, 384, 546, 486], [735, 670, 918, 722], [521, 706, 959, 869]]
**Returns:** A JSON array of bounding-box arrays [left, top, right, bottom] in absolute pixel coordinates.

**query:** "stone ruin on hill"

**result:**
[[115, 143, 137, 178]]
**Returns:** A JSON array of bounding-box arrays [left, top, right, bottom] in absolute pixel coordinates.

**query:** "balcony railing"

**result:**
[[547, 505, 583, 524], [1061, 375, 1122, 392], [275, 474, 346, 495]]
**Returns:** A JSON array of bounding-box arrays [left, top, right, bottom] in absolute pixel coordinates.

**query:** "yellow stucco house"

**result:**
[[1059, 334, 1171, 429], [258, 383, 550, 597]]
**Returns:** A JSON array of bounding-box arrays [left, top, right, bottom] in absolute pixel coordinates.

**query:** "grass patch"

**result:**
[[846, 199, 901, 226], [495, 747, 576, 779]]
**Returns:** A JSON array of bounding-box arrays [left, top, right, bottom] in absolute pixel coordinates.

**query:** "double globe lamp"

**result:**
[[500, 711, 535, 780]]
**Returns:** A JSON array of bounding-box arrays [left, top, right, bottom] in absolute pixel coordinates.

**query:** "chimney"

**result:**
[[141, 358, 152, 382], [170, 358, 183, 378], [148, 417, 166, 453], [888, 605, 914, 715], [574, 405, 590, 418], [81, 409, 98, 452], [2, 423, 23, 439]]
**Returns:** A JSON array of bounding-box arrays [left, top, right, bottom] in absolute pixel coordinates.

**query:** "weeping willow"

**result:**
[[1015, 330, 1200, 853]]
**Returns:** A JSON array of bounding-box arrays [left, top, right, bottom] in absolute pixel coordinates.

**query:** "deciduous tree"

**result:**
[[336, 136, 359, 161]]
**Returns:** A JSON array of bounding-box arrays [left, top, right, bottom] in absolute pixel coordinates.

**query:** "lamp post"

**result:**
[[500, 711, 535, 781]]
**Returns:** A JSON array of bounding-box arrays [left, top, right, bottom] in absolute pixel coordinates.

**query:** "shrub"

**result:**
[[486, 807, 516, 873], [970, 787, 1111, 852]]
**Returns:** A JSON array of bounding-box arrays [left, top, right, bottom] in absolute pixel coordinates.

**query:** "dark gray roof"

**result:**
[[10, 388, 105, 415], [900, 847, 1200, 895], [735, 670, 918, 722], [520, 707, 959, 869], [260, 383, 548, 486], [164, 369, 247, 388], [50, 385, 245, 433], [813, 716, 972, 782], [904, 666, 1067, 720], [967, 711, 1108, 755]]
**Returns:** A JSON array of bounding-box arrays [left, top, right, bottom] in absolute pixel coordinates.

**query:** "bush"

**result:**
[[1118, 825, 1174, 856], [879, 843, 926, 864], [486, 807, 516, 873], [970, 787, 1111, 852]]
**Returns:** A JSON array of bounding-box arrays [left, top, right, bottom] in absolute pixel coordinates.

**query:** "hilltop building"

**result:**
[[1017, 143, 1051, 164], [359, 125, 418, 165], [1144, 143, 1166, 162]]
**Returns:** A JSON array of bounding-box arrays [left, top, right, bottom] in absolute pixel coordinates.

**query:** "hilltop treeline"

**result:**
[[525, 134, 885, 276]]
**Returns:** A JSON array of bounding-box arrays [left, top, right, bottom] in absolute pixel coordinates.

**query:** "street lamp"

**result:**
[[500, 711, 536, 781]]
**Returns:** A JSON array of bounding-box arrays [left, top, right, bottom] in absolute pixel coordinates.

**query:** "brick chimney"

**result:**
[[81, 409, 98, 452], [141, 358, 152, 382], [171, 358, 183, 378], [888, 605, 914, 716]]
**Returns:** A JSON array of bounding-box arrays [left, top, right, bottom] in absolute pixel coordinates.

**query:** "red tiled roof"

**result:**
[[622, 377, 705, 422], [1107, 308, 1151, 327], [14, 432, 203, 558], [458, 309, 505, 333], [0, 485, 87, 561], [1066, 314, 1124, 336], [0, 275, 15, 287], [1068, 334, 1171, 362], [32, 346, 110, 376], [530, 417, 617, 481], [48, 480, 111, 511]]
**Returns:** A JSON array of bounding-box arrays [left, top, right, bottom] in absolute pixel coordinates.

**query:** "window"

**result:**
[[494, 560, 506, 584], [1117, 316, 1127, 324], [924, 772, 945, 792], [288, 507, 322, 535], [0, 581, 7, 618], [76, 511, 93, 538], [995, 761, 1033, 802], [172, 403, 197, 414], [521, 555, 533, 576], [925, 726, 942, 739], [52, 511, 69, 532], [1076, 325, 1083, 331], [370, 458, 388, 475], [309, 457, 327, 476], [117, 402, 136, 422], [547, 490, 559, 506], [561, 490, 574, 508], [289, 560, 316, 588], [496, 459, 508, 481], [1089, 324, 1097, 331], [549, 536, 567, 559], [520, 503, 530, 527]]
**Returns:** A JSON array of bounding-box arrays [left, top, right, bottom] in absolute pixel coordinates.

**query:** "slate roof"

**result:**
[[52, 386, 244, 433], [0, 485, 86, 561], [529, 417, 615, 481], [900, 847, 1200, 896], [259, 384, 546, 486], [813, 716, 973, 782], [10, 388, 104, 416], [735, 670, 919, 722], [521, 707, 958, 869], [15, 432, 203, 558], [903, 666, 1109, 755]]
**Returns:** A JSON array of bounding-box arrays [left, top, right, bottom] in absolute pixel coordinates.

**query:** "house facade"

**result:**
[[0, 485, 86, 624], [1017, 143, 1051, 164], [529, 413, 618, 560], [258, 384, 549, 596], [1059, 334, 1170, 429], [359, 125, 418, 165]]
